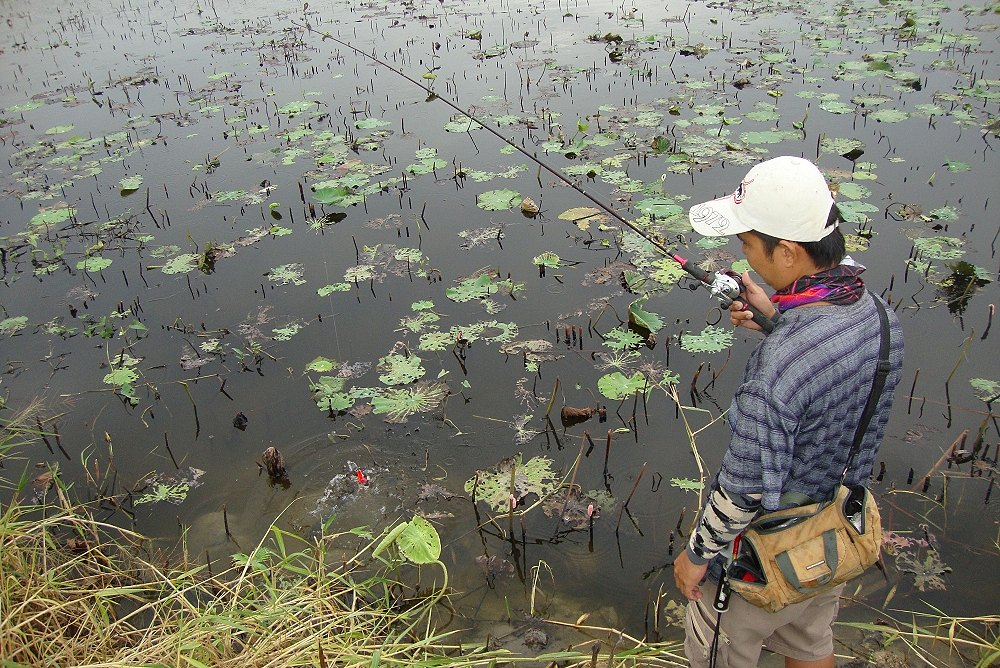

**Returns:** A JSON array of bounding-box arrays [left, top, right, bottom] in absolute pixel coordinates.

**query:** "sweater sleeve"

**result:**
[[686, 478, 761, 565]]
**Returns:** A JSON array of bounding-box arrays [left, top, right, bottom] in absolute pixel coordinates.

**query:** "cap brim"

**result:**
[[688, 196, 753, 237]]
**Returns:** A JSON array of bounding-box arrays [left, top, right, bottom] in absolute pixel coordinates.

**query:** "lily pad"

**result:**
[[377, 352, 425, 385], [0, 317, 29, 336], [76, 257, 113, 272], [394, 516, 442, 564], [477, 188, 521, 211], [680, 325, 733, 353], [119, 174, 143, 193], [464, 454, 560, 514], [371, 381, 448, 422], [597, 371, 647, 400]]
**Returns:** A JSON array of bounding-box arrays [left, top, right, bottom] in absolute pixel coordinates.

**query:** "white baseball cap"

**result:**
[[688, 156, 836, 242]]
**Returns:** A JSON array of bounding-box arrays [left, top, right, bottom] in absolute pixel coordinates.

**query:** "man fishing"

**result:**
[[672, 156, 904, 668]]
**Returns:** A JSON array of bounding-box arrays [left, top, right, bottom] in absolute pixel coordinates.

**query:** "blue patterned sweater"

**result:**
[[687, 291, 904, 565]]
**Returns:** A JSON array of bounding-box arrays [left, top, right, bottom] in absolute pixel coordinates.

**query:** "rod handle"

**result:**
[[735, 301, 776, 333]]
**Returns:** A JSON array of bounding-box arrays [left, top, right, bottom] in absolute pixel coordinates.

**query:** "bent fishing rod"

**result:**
[[294, 23, 775, 333]]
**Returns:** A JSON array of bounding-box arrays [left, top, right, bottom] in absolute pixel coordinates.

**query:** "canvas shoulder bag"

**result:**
[[727, 293, 892, 613]]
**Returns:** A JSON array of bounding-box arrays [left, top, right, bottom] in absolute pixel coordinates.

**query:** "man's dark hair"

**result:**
[[751, 204, 846, 268]]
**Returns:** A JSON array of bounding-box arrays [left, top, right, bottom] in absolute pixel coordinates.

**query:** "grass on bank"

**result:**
[[0, 404, 688, 667]]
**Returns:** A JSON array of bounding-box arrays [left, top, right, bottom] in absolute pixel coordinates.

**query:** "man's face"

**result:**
[[736, 232, 785, 290]]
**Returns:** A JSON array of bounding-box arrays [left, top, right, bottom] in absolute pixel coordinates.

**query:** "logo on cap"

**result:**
[[690, 204, 732, 234], [733, 178, 753, 204]]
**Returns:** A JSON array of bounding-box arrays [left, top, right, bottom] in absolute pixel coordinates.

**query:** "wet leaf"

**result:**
[[970, 378, 1000, 403], [371, 381, 448, 422], [558, 206, 608, 230], [602, 328, 643, 351], [532, 252, 561, 268], [913, 236, 964, 260], [162, 254, 200, 275], [670, 477, 704, 492], [446, 275, 498, 302], [104, 368, 139, 386], [76, 257, 112, 272], [377, 352, 425, 385], [119, 174, 143, 193], [317, 283, 350, 296], [30, 205, 75, 227], [680, 325, 733, 353], [896, 550, 951, 592], [477, 188, 521, 211], [0, 317, 29, 336], [635, 197, 682, 217], [395, 516, 441, 564], [543, 488, 614, 528], [267, 263, 306, 286], [135, 482, 189, 505], [597, 371, 646, 400], [629, 300, 664, 333], [869, 108, 908, 123], [464, 454, 560, 514]]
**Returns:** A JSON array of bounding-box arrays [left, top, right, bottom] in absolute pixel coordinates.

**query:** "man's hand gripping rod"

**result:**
[[670, 255, 775, 333]]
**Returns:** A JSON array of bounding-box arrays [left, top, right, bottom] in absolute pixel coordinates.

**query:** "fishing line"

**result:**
[[292, 22, 775, 332]]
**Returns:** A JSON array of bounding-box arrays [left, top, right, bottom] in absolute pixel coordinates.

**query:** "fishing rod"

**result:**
[[294, 22, 775, 333]]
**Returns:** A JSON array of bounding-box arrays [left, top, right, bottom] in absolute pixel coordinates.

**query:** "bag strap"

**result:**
[[840, 292, 892, 485]]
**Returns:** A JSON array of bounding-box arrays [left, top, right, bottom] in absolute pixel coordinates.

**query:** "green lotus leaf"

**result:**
[[277, 100, 314, 116], [944, 160, 970, 173], [740, 130, 785, 145], [671, 477, 704, 492], [354, 117, 390, 129], [598, 371, 647, 401], [464, 454, 560, 514], [913, 236, 964, 260], [162, 254, 200, 275], [869, 108, 908, 123], [820, 137, 865, 157], [602, 328, 643, 351], [629, 300, 664, 333], [378, 353, 425, 385], [532, 252, 562, 268], [819, 100, 855, 114], [650, 259, 688, 286], [45, 124, 75, 135], [344, 265, 375, 282], [0, 317, 29, 335], [395, 515, 441, 564], [680, 325, 734, 353], [444, 117, 484, 132], [477, 188, 521, 211], [305, 356, 338, 373], [418, 331, 453, 351], [119, 175, 143, 193], [371, 381, 448, 422], [635, 197, 683, 218], [970, 378, 1000, 403], [30, 206, 76, 227], [928, 207, 959, 221], [104, 368, 139, 386], [836, 182, 871, 200], [446, 275, 498, 302], [76, 257, 112, 272], [318, 283, 351, 296], [267, 263, 305, 286]]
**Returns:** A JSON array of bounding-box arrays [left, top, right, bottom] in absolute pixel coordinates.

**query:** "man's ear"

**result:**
[[776, 240, 799, 267]]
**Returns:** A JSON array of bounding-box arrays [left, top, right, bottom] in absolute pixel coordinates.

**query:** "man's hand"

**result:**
[[673, 550, 709, 601], [730, 271, 776, 331]]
